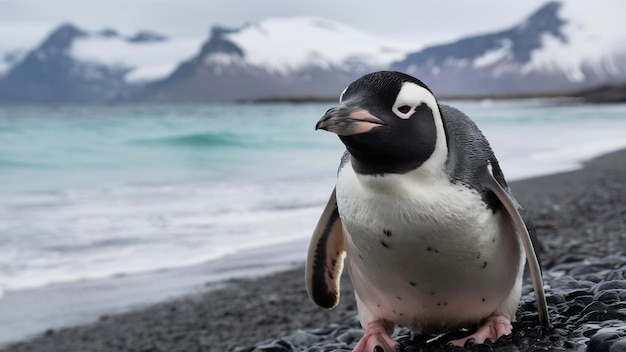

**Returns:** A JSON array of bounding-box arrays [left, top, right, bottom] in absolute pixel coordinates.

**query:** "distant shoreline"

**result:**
[[239, 82, 626, 104]]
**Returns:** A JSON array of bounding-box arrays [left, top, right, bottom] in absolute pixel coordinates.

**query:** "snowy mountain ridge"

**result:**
[[70, 30, 202, 84], [523, 1, 626, 82], [1, 0, 626, 103], [133, 17, 421, 102], [210, 17, 419, 74], [393, 0, 626, 95]]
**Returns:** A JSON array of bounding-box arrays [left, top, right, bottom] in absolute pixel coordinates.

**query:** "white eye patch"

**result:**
[[392, 81, 437, 119]]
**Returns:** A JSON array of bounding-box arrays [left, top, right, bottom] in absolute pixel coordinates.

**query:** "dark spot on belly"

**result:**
[[482, 261, 488, 269], [383, 229, 392, 237], [430, 291, 435, 296], [427, 246, 439, 253], [399, 312, 404, 316], [492, 237, 496, 243], [444, 302, 448, 306], [381, 241, 389, 249], [359, 254, 363, 260], [437, 303, 441, 306], [392, 309, 396, 314], [377, 304, 381, 308], [482, 298, 486, 302], [409, 281, 416, 287], [477, 252, 481, 259], [397, 296, 402, 300]]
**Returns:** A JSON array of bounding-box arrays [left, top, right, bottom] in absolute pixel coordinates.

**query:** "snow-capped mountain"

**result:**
[[0, 24, 202, 103], [133, 17, 420, 102], [0, 25, 126, 103], [133, 1, 626, 101], [392, 1, 626, 95], [1, 0, 626, 103]]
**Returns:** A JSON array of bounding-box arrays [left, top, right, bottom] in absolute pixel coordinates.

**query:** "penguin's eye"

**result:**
[[397, 105, 411, 114], [392, 103, 414, 119]]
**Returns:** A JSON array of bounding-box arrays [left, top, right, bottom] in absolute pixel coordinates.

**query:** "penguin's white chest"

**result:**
[[335, 166, 522, 332]]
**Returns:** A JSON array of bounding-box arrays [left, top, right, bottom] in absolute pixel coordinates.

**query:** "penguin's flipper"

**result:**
[[306, 188, 346, 309], [481, 166, 550, 327]]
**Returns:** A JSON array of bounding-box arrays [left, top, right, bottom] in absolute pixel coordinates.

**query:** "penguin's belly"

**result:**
[[336, 171, 522, 333]]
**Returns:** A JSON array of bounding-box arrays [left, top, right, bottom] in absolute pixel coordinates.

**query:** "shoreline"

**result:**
[[2, 148, 625, 351], [0, 237, 310, 347], [239, 82, 626, 104]]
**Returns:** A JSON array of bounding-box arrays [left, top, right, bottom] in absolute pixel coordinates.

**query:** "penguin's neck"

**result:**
[[353, 158, 448, 195]]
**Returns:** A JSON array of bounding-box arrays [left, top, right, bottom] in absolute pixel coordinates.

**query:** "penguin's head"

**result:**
[[316, 71, 444, 175]]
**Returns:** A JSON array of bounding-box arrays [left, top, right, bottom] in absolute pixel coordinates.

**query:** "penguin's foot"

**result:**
[[449, 315, 512, 347], [353, 321, 397, 352]]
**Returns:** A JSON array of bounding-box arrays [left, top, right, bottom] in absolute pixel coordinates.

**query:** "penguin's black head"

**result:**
[[316, 71, 441, 175]]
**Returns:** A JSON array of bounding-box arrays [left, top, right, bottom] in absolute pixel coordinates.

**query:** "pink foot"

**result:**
[[353, 321, 397, 352], [449, 315, 512, 346]]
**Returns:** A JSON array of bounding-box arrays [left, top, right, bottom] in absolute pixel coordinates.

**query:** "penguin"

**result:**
[[305, 71, 549, 351]]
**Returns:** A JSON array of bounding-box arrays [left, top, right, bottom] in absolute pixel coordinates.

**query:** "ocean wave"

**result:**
[[133, 132, 247, 149], [0, 157, 53, 170], [131, 131, 329, 150], [42, 237, 146, 253]]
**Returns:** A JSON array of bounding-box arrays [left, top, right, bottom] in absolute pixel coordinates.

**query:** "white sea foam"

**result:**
[[0, 174, 336, 292]]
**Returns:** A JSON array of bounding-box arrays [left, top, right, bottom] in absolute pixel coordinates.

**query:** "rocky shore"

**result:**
[[2, 150, 625, 352]]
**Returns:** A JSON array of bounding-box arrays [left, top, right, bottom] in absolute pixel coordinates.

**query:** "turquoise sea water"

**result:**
[[1, 100, 626, 295]]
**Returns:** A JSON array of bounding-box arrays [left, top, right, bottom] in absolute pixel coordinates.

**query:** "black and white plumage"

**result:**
[[305, 71, 548, 352]]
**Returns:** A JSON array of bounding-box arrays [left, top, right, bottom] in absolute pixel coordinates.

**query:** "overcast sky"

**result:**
[[0, 0, 550, 51]]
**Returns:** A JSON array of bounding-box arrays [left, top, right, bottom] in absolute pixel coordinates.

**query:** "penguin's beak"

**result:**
[[315, 105, 384, 136]]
